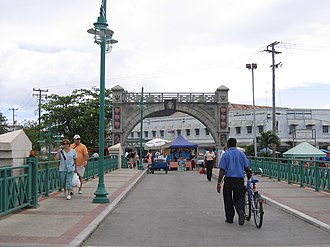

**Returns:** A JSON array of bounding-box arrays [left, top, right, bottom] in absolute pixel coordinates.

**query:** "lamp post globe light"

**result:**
[[246, 63, 257, 157], [87, 0, 117, 204]]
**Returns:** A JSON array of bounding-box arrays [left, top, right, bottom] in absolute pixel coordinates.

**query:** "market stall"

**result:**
[[168, 134, 198, 171]]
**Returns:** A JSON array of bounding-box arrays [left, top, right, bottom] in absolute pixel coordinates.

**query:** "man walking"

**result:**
[[71, 134, 88, 194], [216, 138, 251, 225]]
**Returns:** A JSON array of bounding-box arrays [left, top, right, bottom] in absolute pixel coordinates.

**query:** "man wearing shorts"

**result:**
[[71, 134, 88, 194]]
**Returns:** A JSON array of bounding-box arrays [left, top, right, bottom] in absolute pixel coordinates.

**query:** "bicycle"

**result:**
[[244, 168, 264, 228]]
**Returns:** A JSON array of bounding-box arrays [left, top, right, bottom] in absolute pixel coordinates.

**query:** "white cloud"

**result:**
[[1, 0, 330, 123]]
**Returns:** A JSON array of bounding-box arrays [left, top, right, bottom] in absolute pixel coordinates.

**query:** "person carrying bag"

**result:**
[[54, 139, 77, 200]]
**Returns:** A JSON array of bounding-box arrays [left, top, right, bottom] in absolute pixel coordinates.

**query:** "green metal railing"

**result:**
[[248, 157, 330, 192], [0, 155, 119, 217]]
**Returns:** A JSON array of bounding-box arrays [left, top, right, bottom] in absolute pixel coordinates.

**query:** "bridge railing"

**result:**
[[248, 156, 330, 193], [0, 155, 119, 217], [123, 92, 216, 103]]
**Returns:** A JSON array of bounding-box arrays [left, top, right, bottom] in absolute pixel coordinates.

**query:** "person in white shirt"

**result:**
[[204, 148, 215, 181]]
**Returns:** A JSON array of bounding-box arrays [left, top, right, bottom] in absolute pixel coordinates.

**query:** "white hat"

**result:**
[[74, 134, 81, 140]]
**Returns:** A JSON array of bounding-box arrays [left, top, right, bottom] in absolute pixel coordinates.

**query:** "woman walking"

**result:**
[[54, 139, 77, 200]]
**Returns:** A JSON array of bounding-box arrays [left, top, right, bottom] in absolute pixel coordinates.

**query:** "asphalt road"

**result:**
[[84, 170, 330, 247]]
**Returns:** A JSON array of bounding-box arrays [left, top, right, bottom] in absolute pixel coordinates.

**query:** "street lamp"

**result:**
[[87, 1, 117, 204], [246, 63, 257, 157], [139, 87, 144, 170]]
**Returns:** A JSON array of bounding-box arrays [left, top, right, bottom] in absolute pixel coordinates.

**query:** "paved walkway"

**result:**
[[212, 168, 330, 233], [0, 169, 146, 247], [0, 168, 329, 247]]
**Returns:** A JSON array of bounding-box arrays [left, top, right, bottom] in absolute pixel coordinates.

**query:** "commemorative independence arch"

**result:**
[[110, 85, 230, 149]]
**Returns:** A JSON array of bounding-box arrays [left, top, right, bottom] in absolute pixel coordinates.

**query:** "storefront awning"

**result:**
[[288, 119, 300, 125], [305, 119, 316, 126]]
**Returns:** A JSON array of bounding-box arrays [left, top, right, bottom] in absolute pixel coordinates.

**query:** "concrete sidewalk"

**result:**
[[212, 168, 330, 233], [0, 168, 146, 247]]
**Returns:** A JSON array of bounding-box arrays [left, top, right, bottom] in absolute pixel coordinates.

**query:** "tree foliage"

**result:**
[[22, 120, 40, 150], [0, 112, 8, 135], [40, 88, 112, 148], [257, 131, 280, 156]]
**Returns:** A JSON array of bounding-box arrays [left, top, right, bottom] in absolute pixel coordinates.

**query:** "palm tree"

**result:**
[[257, 131, 280, 156]]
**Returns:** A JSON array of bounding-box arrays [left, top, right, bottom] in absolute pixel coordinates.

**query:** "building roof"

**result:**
[[283, 142, 326, 158]]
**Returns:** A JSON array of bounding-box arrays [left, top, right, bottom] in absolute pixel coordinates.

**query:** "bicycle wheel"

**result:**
[[253, 193, 264, 228], [244, 191, 251, 221]]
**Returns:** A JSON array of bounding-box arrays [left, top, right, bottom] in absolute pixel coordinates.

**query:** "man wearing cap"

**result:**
[[71, 134, 88, 194]]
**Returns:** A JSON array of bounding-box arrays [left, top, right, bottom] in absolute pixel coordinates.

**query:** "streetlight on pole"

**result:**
[[87, 0, 117, 204], [139, 87, 144, 170], [246, 63, 257, 157]]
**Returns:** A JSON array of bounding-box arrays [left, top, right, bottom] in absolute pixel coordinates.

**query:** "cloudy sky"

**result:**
[[1, 0, 330, 124]]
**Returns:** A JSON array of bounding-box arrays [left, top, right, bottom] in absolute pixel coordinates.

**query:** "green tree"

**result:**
[[257, 131, 280, 156], [244, 144, 255, 157], [22, 120, 40, 151], [0, 112, 8, 135], [41, 88, 112, 148]]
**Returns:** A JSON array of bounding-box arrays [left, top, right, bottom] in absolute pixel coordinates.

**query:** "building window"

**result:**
[[137, 132, 140, 137], [152, 131, 156, 138], [160, 130, 164, 137], [130, 132, 134, 138], [144, 131, 148, 138], [247, 126, 252, 134], [289, 125, 296, 134], [323, 126, 329, 134], [195, 128, 200, 136], [177, 129, 181, 135], [258, 126, 263, 134], [306, 125, 313, 130], [236, 127, 241, 134], [186, 129, 190, 136], [205, 128, 210, 135]]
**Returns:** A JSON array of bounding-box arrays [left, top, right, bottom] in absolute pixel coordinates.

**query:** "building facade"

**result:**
[[127, 104, 330, 152]]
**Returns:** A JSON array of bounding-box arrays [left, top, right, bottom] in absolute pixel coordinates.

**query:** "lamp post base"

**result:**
[[138, 164, 144, 170], [92, 184, 110, 204]]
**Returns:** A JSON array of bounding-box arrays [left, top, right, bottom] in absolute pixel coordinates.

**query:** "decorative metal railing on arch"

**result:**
[[0, 155, 120, 217], [248, 157, 330, 193]]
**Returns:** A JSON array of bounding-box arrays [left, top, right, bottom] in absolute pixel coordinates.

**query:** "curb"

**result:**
[[261, 194, 330, 233], [69, 169, 147, 247], [211, 170, 330, 233]]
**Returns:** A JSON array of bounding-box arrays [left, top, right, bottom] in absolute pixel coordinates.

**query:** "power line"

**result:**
[[8, 108, 18, 126], [33, 88, 48, 145], [263, 41, 282, 156]]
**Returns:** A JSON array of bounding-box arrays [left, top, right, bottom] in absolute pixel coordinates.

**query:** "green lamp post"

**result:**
[[87, 0, 117, 204], [138, 87, 144, 170]]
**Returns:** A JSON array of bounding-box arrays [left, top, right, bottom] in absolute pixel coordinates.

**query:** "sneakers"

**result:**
[[78, 189, 82, 194], [66, 194, 71, 200], [238, 210, 245, 225], [225, 219, 233, 223], [62, 192, 67, 198]]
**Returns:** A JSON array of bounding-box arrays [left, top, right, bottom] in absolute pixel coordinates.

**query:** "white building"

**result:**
[[127, 104, 330, 152]]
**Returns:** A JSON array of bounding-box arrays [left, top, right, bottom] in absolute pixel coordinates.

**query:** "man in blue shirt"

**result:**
[[217, 138, 251, 225]]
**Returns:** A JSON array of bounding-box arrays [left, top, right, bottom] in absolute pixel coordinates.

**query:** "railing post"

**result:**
[[27, 157, 39, 208], [299, 160, 304, 188], [288, 160, 292, 184], [277, 158, 280, 181], [315, 162, 320, 192], [44, 161, 50, 197]]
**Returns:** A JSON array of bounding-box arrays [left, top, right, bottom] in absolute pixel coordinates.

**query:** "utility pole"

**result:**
[[264, 41, 281, 157], [33, 88, 48, 151], [8, 108, 18, 126]]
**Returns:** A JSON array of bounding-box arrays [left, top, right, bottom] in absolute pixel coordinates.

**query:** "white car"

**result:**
[[196, 153, 205, 167]]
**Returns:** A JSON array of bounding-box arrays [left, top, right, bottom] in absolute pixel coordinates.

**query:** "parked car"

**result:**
[[196, 152, 205, 167]]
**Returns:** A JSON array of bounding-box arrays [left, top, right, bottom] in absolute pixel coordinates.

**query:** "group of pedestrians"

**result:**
[[204, 138, 251, 226], [54, 134, 88, 200]]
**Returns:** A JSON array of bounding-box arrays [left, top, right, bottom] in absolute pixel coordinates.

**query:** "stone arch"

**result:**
[[111, 85, 229, 149]]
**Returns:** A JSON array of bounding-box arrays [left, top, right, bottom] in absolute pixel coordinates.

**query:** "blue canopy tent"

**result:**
[[169, 134, 198, 160], [170, 134, 198, 148]]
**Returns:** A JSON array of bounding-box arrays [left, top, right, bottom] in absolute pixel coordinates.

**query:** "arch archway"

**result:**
[[111, 85, 229, 149]]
